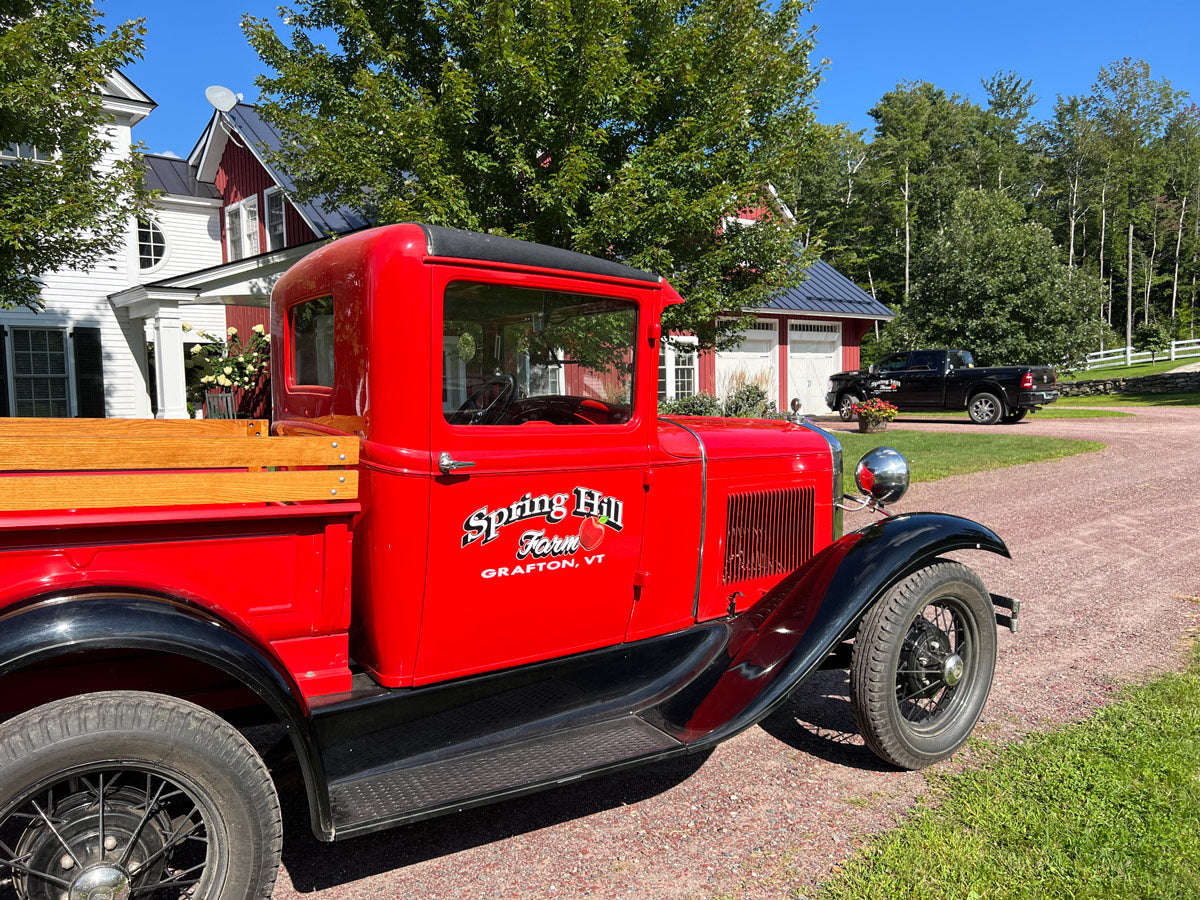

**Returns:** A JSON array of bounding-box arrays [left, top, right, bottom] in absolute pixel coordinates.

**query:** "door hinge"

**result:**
[[643, 468, 655, 488]]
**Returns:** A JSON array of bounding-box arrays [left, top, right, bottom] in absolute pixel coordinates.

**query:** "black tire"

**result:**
[[1000, 408, 1028, 424], [850, 560, 997, 770], [0, 691, 282, 900], [837, 393, 859, 421], [967, 391, 1004, 425]]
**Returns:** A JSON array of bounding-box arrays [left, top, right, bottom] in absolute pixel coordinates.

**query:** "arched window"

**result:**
[[138, 218, 167, 270]]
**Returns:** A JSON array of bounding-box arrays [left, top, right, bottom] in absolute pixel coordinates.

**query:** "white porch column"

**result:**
[[150, 302, 189, 419]]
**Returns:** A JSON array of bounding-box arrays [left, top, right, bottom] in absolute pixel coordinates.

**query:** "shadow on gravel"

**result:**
[[758, 669, 894, 772], [273, 750, 711, 892]]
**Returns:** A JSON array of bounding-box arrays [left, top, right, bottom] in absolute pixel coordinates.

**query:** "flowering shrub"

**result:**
[[182, 323, 271, 417], [850, 397, 898, 426]]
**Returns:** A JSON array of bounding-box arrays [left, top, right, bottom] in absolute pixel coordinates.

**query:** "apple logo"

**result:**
[[578, 515, 606, 551]]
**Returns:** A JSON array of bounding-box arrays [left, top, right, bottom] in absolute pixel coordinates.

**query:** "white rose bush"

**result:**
[[183, 323, 272, 417]]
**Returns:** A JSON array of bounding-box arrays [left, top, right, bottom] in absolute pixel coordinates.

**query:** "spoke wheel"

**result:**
[[850, 560, 997, 769], [0, 693, 281, 900]]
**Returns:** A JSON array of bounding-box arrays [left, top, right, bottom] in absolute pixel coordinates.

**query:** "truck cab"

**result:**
[[272, 223, 840, 688]]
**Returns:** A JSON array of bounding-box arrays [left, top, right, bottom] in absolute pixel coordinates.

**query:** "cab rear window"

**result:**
[[290, 296, 335, 387]]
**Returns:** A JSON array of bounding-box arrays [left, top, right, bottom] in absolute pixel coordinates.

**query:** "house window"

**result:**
[[137, 218, 167, 270], [265, 188, 286, 250], [225, 197, 260, 261], [0, 144, 50, 162], [11, 328, 69, 417], [658, 337, 698, 401]]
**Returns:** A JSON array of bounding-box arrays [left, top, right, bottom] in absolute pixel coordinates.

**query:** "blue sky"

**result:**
[[104, 0, 1200, 158]]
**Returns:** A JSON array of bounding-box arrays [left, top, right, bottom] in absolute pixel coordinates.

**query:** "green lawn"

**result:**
[[1057, 391, 1200, 407], [1059, 356, 1197, 381], [893, 407, 1131, 421], [836, 430, 1104, 483], [820, 643, 1200, 900]]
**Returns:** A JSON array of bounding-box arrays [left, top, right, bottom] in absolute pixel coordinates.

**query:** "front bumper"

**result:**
[[824, 391, 839, 411], [1019, 389, 1059, 407]]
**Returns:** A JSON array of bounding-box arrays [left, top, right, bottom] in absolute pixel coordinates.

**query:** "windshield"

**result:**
[[442, 281, 637, 426]]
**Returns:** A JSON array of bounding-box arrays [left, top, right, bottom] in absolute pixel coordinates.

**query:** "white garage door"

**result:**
[[787, 320, 842, 416], [716, 319, 778, 405]]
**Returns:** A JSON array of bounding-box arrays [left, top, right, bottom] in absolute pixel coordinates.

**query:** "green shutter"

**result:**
[[0, 327, 8, 417], [72, 327, 105, 418]]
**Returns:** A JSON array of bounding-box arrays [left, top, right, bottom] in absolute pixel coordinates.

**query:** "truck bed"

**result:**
[[0, 417, 361, 698]]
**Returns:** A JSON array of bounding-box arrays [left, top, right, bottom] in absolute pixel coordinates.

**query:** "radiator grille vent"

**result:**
[[723, 486, 814, 585]]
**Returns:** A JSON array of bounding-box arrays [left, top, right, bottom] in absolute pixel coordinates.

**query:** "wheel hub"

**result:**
[[899, 618, 955, 700], [942, 653, 965, 686], [69, 865, 131, 900]]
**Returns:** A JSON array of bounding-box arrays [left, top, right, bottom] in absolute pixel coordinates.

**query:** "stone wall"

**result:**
[[1061, 370, 1200, 396]]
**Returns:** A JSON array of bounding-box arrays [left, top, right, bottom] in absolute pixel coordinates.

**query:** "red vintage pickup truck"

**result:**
[[0, 224, 1016, 900]]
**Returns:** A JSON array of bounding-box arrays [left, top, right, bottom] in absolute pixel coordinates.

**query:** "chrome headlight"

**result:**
[[854, 447, 910, 505]]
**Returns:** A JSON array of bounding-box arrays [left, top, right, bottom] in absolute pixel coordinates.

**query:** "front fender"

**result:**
[[0, 593, 334, 839], [652, 512, 1009, 745]]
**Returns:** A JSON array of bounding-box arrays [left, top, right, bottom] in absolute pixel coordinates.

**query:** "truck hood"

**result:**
[[657, 416, 835, 461]]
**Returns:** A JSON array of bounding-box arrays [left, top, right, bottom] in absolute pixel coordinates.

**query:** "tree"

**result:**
[[1085, 59, 1184, 355], [1132, 318, 1170, 362], [0, 1, 150, 310], [243, 0, 821, 347], [979, 71, 1038, 199], [906, 190, 1103, 366], [865, 82, 977, 306]]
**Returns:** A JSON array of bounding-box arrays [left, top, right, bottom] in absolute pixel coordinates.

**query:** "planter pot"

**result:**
[[857, 420, 889, 433]]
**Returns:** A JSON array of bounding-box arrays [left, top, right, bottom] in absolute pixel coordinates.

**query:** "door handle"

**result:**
[[438, 451, 476, 475]]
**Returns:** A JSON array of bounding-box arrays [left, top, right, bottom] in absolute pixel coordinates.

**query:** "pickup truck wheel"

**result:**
[[0, 691, 282, 900], [967, 391, 1004, 425], [850, 560, 997, 770], [1000, 409, 1028, 424], [838, 394, 858, 421]]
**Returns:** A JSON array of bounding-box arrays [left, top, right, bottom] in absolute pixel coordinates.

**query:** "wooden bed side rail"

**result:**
[[0, 426, 360, 511], [0, 417, 269, 437], [0, 436, 358, 471]]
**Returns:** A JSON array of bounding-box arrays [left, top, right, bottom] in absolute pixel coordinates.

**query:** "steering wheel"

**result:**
[[456, 374, 517, 425]]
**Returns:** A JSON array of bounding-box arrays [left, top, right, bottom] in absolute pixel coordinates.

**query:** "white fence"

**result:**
[[1083, 338, 1200, 370]]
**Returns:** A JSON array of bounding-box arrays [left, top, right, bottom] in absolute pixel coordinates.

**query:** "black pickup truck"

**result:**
[[826, 349, 1059, 424]]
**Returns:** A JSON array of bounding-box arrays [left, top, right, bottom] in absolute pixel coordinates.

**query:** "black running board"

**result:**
[[329, 715, 680, 837]]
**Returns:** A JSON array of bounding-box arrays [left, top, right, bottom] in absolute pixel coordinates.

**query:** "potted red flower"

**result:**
[[851, 397, 898, 433]]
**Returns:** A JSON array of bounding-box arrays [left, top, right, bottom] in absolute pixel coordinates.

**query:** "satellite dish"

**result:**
[[205, 85, 242, 113]]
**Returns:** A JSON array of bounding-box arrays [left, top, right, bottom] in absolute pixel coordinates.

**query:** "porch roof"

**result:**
[[750, 259, 895, 321]]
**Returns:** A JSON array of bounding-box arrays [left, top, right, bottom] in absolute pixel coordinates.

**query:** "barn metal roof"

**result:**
[[224, 103, 372, 237], [755, 258, 894, 320], [142, 154, 220, 200]]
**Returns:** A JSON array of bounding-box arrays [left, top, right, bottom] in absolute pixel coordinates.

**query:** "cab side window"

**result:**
[[877, 353, 909, 374], [908, 351, 941, 371], [443, 282, 637, 426]]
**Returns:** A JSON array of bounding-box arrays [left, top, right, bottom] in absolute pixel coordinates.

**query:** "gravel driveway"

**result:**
[[271, 406, 1200, 900]]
